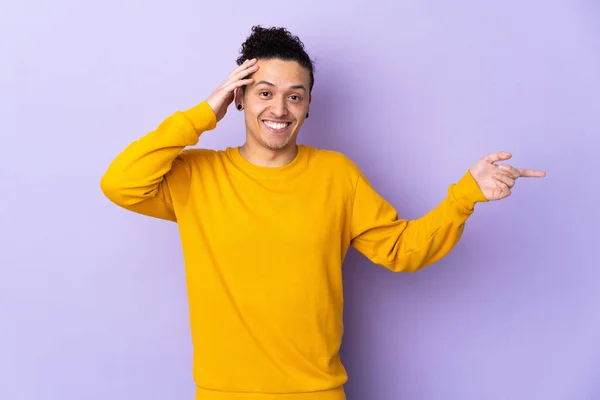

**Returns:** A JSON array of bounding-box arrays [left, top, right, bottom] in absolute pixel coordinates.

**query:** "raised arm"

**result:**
[[100, 59, 259, 221], [100, 102, 217, 221]]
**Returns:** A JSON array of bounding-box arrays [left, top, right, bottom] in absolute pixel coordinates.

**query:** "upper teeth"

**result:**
[[264, 121, 288, 130]]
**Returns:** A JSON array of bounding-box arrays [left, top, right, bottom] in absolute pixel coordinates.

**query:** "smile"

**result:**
[[262, 120, 291, 132]]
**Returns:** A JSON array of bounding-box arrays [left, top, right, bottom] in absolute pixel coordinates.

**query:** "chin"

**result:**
[[260, 136, 294, 151], [258, 124, 298, 150]]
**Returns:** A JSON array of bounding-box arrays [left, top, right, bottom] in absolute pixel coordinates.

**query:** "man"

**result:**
[[101, 26, 545, 400]]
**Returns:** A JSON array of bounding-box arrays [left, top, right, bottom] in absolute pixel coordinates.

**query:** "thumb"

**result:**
[[482, 151, 512, 164]]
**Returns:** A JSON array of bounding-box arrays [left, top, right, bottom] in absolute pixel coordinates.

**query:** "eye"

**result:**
[[289, 95, 301, 101], [259, 91, 271, 98]]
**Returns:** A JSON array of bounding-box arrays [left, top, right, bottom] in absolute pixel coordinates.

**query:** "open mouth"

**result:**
[[262, 120, 292, 133]]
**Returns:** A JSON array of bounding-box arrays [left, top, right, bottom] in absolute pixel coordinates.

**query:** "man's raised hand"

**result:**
[[206, 59, 258, 122]]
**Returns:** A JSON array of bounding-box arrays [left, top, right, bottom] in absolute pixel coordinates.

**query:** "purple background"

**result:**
[[2, 0, 599, 399]]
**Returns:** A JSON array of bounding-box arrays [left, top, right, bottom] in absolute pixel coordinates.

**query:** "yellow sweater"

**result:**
[[100, 101, 487, 400]]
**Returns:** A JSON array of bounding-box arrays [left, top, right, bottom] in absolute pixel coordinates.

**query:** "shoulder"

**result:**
[[177, 147, 224, 164], [171, 148, 229, 175], [303, 145, 364, 180]]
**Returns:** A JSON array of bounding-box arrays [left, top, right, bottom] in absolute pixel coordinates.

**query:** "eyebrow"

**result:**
[[254, 80, 307, 91]]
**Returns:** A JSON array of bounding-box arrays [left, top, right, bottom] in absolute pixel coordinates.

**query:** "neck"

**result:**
[[239, 140, 298, 168]]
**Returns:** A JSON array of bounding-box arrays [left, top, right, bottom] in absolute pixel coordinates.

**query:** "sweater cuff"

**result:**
[[450, 170, 488, 212], [182, 100, 217, 133]]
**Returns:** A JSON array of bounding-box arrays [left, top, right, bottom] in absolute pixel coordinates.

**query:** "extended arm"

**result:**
[[350, 170, 486, 272], [350, 151, 545, 272]]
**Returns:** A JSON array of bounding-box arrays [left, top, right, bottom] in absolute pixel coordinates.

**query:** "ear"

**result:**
[[234, 87, 244, 109]]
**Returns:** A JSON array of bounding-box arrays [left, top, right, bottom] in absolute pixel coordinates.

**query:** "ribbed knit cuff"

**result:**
[[182, 100, 217, 133], [450, 170, 488, 212]]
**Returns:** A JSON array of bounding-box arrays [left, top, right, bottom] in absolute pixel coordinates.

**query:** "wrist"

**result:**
[[450, 170, 488, 211], [183, 101, 217, 133]]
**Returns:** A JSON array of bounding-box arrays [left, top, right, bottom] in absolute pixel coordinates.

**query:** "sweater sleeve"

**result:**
[[349, 168, 488, 272], [100, 101, 217, 222]]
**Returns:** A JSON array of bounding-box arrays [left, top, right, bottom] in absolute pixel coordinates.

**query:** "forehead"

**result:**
[[252, 58, 310, 88]]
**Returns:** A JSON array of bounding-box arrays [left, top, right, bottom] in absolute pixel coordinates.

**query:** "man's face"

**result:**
[[239, 58, 311, 153]]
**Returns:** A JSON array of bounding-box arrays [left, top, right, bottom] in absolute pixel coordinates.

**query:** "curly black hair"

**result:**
[[237, 25, 315, 92]]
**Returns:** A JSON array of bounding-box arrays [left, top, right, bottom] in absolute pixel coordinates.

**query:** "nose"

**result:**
[[269, 96, 288, 117]]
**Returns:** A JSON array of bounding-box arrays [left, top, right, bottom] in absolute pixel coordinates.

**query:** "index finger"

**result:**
[[227, 58, 257, 79], [517, 168, 546, 177], [224, 63, 259, 88]]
